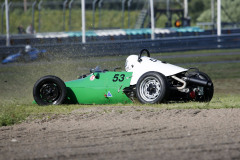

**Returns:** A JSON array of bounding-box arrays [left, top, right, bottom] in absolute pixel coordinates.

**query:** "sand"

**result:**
[[1, 106, 240, 160]]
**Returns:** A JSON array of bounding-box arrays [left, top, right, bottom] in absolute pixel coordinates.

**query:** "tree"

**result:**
[[197, 0, 240, 23], [188, 0, 210, 24]]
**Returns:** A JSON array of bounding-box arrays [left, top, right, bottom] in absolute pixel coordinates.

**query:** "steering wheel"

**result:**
[[138, 49, 150, 62]]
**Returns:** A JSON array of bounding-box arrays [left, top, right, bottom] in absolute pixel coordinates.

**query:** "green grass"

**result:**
[[4, 9, 140, 34], [1, 95, 239, 126], [160, 54, 240, 64], [154, 95, 240, 109], [0, 103, 86, 126], [4, 8, 184, 34], [0, 48, 240, 126]]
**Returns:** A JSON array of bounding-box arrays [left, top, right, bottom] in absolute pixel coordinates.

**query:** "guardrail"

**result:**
[[1, 33, 240, 59], [1, 28, 240, 47]]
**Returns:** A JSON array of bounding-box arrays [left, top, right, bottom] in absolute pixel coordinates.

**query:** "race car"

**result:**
[[2, 45, 47, 64], [33, 49, 214, 105]]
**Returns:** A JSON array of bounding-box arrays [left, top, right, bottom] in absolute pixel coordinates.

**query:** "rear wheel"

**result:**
[[33, 75, 66, 105], [136, 72, 168, 104], [188, 72, 214, 102]]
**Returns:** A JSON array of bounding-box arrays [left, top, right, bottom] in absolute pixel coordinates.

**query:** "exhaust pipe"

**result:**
[[186, 77, 212, 87]]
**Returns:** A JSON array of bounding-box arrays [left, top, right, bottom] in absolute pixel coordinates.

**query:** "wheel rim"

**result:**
[[39, 83, 60, 104], [139, 76, 161, 102]]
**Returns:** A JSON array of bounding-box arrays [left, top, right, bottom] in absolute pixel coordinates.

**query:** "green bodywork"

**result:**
[[64, 71, 133, 104]]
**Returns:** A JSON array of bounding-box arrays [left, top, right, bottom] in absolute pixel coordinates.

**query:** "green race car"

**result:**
[[33, 49, 214, 105]]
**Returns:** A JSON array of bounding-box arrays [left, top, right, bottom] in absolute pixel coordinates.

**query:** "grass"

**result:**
[[4, 9, 140, 34], [4, 8, 189, 34], [0, 48, 240, 126], [154, 95, 240, 109], [0, 104, 85, 126], [4, 8, 184, 34], [161, 54, 240, 64], [153, 48, 240, 56]]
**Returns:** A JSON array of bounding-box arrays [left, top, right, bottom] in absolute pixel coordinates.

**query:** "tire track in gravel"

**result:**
[[1, 106, 240, 160]]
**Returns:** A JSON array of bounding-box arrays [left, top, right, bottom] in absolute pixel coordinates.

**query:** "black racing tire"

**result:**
[[136, 72, 169, 104], [33, 75, 66, 105], [189, 71, 214, 102]]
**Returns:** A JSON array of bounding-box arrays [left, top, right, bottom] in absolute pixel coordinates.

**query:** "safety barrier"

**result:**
[[1, 28, 240, 47], [1, 33, 240, 59]]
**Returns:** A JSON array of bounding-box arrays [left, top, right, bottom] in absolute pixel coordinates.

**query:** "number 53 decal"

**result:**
[[112, 74, 125, 82]]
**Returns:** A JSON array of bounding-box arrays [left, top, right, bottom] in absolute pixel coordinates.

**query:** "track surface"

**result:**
[[1, 106, 240, 160]]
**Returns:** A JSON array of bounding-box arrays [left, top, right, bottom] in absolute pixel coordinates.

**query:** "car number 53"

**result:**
[[112, 74, 125, 82]]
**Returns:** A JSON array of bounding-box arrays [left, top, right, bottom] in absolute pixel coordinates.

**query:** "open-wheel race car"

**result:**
[[33, 49, 214, 105], [2, 45, 47, 64]]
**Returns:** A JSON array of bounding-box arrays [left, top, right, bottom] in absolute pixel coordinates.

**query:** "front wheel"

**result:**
[[136, 72, 169, 104], [33, 75, 66, 105]]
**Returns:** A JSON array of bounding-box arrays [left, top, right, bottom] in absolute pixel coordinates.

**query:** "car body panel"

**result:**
[[125, 55, 187, 85], [2, 52, 21, 64], [64, 71, 133, 104]]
